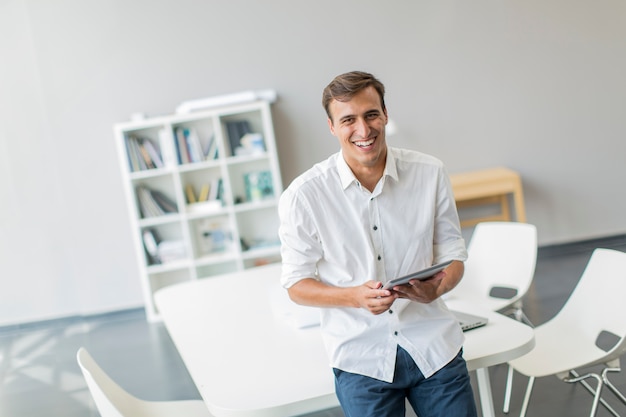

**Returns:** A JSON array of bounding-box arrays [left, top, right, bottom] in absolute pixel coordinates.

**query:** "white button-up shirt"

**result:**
[[278, 147, 468, 383]]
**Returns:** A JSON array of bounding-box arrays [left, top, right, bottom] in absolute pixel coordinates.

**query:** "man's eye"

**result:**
[[366, 113, 379, 119]]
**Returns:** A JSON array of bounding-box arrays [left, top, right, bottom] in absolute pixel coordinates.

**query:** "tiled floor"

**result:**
[[1, 235, 625, 417]]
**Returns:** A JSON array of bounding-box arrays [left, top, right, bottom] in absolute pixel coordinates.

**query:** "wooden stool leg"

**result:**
[[500, 195, 511, 221], [512, 181, 527, 222]]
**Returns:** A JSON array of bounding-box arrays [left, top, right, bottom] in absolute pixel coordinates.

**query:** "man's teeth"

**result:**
[[354, 139, 374, 147]]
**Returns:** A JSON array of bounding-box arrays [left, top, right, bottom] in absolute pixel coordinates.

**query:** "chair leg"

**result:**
[[501, 304, 534, 414], [564, 371, 605, 417], [519, 376, 535, 417], [603, 367, 626, 406], [570, 370, 620, 417], [503, 365, 515, 413]]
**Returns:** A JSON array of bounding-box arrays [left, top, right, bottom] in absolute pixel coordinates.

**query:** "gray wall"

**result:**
[[1, 0, 625, 325]]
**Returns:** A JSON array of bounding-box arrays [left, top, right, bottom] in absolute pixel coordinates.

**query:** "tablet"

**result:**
[[382, 260, 453, 290]]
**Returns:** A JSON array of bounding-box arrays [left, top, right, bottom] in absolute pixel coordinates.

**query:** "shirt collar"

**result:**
[[336, 148, 399, 190]]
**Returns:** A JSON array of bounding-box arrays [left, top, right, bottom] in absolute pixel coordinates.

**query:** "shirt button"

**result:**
[[389, 310, 393, 314], [394, 331, 398, 336], [373, 225, 378, 231], [377, 255, 381, 261]]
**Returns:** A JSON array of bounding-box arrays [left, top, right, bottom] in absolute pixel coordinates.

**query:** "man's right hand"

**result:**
[[357, 281, 397, 315]]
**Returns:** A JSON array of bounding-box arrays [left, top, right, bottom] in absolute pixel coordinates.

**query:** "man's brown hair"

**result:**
[[322, 71, 386, 122]]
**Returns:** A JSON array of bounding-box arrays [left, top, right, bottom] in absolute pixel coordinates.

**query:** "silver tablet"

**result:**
[[382, 260, 453, 290]]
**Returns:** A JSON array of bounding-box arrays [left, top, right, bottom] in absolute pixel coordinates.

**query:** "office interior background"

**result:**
[[1, 0, 625, 328]]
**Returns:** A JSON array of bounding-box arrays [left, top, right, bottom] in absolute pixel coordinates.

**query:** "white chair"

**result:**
[[446, 221, 537, 411], [507, 248, 626, 417], [449, 221, 537, 318], [77, 347, 213, 417]]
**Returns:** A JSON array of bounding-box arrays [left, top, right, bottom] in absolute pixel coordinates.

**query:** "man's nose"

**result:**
[[354, 117, 370, 137]]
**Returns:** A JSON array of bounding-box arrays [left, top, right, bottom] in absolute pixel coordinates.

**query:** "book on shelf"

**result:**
[[140, 137, 164, 169], [174, 127, 191, 164], [203, 133, 218, 160], [157, 239, 186, 263], [124, 136, 141, 171], [225, 120, 252, 156], [174, 127, 215, 164], [185, 128, 204, 163], [142, 228, 162, 265], [197, 183, 210, 202], [185, 184, 197, 204], [125, 136, 163, 171], [244, 170, 274, 202], [150, 189, 178, 213], [208, 178, 223, 201], [136, 185, 178, 218]]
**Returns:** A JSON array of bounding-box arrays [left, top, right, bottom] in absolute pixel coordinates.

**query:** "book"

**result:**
[[136, 186, 178, 217], [136, 138, 156, 169], [150, 189, 178, 213], [142, 228, 162, 264], [124, 136, 141, 171], [186, 128, 204, 163], [129, 137, 148, 170], [175, 127, 191, 164], [203, 133, 218, 160], [225, 120, 251, 156], [136, 185, 164, 217], [157, 239, 186, 263], [185, 184, 196, 204], [197, 183, 210, 202], [141, 137, 164, 168], [208, 178, 222, 201]]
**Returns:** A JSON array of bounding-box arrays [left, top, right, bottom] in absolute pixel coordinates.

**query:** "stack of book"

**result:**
[[136, 185, 178, 218], [125, 136, 164, 172], [174, 127, 218, 164], [142, 228, 187, 265]]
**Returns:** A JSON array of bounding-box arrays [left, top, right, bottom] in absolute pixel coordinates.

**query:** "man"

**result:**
[[278, 71, 477, 417]]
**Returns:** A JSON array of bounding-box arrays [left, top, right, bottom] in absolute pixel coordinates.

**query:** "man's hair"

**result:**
[[322, 71, 386, 121]]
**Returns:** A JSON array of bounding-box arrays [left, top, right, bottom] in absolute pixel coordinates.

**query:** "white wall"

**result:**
[[1, 0, 625, 326]]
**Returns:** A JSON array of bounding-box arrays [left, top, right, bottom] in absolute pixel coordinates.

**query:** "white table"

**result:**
[[155, 263, 534, 417]]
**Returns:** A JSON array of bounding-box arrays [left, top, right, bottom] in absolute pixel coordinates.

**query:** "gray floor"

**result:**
[[1, 235, 625, 417]]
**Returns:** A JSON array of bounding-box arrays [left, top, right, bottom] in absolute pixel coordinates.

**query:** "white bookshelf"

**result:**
[[114, 100, 283, 321]]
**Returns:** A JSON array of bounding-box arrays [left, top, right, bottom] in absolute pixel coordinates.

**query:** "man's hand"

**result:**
[[357, 281, 398, 315], [389, 271, 446, 303], [391, 260, 465, 303]]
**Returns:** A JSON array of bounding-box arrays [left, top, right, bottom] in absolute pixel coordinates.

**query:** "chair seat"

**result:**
[[509, 322, 616, 379]]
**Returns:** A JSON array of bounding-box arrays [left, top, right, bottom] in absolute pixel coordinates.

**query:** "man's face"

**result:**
[[327, 86, 388, 172]]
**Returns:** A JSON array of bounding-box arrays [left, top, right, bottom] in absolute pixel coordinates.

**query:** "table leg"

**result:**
[[476, 367, 495, 417]]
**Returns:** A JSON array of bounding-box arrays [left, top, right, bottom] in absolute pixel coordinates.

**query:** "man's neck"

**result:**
[[350, 161, 385, 193]]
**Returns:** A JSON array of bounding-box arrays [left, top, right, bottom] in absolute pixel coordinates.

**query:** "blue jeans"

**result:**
[[333, 346, 477, 417]]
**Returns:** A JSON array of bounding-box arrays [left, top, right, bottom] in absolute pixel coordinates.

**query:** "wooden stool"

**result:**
[[450, 167, 527, 228]]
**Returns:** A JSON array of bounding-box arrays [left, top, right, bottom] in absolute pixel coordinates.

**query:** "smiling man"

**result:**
[[278, 71, 476, 417]]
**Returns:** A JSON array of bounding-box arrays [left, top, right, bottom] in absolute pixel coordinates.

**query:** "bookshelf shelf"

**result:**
[[115, 100, 283, 321]]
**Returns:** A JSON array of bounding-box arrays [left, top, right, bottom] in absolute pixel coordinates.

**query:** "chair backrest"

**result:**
[[455, 222, 537, 304], [76, 347, 139, 417], [551, 248, 626, 364]]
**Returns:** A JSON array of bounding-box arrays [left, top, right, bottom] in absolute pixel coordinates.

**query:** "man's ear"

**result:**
[[327, 118, 336, 136]]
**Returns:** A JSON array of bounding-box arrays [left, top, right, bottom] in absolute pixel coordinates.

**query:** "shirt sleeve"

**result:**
[[432, 166, 468, 264], [278, 187, 323, 288]]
